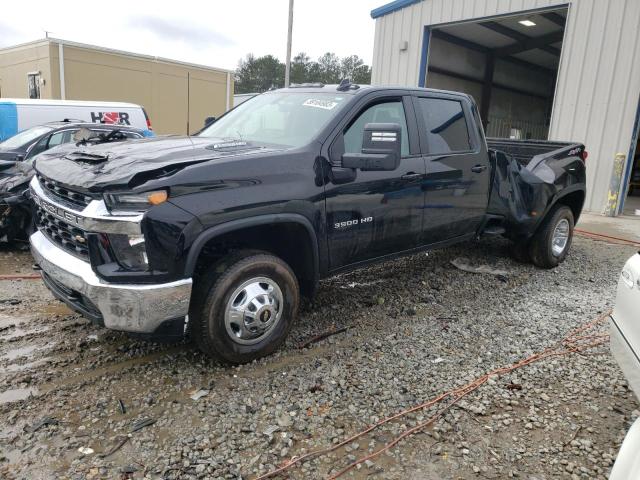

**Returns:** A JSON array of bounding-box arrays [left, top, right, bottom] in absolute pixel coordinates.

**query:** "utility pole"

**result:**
[[284, 0, 294, 87]]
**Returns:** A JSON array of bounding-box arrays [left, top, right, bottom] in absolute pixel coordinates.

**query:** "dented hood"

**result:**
[[34, 136, 273, 192]]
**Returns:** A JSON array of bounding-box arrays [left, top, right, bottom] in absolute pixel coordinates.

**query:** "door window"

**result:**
[[27, 135, 50, 158], [344, 101, 409, 156], [26, 131, 70, 159], [48, 131, 66, 148], [416, 98, 472, 154]]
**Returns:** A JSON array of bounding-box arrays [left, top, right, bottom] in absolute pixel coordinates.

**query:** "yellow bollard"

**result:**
[[603, 153, 627, 216]]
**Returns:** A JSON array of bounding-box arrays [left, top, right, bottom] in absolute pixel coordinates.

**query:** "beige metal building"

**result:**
[[0, 38, 234, 135], [370, 0, 640, 216]]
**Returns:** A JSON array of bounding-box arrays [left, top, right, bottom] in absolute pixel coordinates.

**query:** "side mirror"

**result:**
[[342, 123, 402, 171], [15, 154, 25, 162], [204, 116, 216, 128]]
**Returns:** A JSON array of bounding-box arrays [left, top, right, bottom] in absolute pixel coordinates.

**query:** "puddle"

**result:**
[[0, 313, 30, 329], [37, 346, 182, 394], [4, 358, 51, 373], [0, 343, 54, 361], [0, 387, 38, 404], [2, 326, 49, 341]]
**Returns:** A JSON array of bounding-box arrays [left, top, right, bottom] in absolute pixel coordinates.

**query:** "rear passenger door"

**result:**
[[413, 94, 490, 244]]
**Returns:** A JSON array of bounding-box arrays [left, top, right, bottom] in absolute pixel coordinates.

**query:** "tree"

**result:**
[[235, 54, 285, 93], [290, 52, 311, 84], [340, 55, 371, 84], [235, 52, 372, 93], [317, 52, 341, 84]]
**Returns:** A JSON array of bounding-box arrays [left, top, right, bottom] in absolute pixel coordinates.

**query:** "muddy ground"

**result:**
[[0, 236, 638, 480]]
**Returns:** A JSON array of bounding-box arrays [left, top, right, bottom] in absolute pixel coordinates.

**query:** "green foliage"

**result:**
[[235, 52, 372, 94]]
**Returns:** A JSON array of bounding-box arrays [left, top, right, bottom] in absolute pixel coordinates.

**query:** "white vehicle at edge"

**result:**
[[610, 252, 640, 479], [0, 98, 153, 141]]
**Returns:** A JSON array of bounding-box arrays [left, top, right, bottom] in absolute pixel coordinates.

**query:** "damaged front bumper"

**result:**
[[28, 175, 192, 335], [31, 230, 193, 334]]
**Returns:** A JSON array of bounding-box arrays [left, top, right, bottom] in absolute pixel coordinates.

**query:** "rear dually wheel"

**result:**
[[529, 205, 575, 269]]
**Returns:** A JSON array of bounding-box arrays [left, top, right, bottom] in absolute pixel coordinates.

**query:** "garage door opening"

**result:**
[[422, 7, 568, 141], [622, 132, 640, 216]]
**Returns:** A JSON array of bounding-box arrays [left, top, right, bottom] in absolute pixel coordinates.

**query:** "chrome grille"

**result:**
[[36, 174, 94, 209], [35, 205, 89, 259]]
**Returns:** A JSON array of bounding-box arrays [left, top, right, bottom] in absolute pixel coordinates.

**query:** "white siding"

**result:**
[[371, 0, 640, 213]]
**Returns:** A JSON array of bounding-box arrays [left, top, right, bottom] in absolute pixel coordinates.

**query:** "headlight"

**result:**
[[107, 234, 149, 270], [104, 190, 168, 214]]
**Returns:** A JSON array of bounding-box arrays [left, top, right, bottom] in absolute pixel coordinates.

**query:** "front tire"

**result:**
[[190, 250, 299, 364], [529, 205, 575, 269]]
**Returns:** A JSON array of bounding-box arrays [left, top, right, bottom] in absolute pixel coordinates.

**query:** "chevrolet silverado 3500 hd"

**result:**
[[29, 82, 587, 363]]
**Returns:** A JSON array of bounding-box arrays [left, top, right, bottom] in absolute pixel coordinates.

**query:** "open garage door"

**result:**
[[424, 8, 567, 141]]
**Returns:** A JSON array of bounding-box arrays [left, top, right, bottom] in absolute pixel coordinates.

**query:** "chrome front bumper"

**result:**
[[30, 228, 192, 334]]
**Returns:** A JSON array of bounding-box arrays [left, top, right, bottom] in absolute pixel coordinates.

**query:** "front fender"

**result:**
[[183, 213, 320, 280]]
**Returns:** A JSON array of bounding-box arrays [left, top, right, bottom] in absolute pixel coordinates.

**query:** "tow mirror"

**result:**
[[73, 128, 93, 143], [342, 123, 402, 171]]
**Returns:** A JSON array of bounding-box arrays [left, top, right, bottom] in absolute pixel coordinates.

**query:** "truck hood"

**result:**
[[0, 160, 33, 196], [34, 136, 278, 192]]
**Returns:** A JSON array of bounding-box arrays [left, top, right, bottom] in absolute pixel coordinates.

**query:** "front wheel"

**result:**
[[529, 205, 575, 269], [190, 250, 299, 364]]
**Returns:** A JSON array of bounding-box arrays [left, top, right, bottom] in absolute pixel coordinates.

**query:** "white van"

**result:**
[[0, 99, 153, 141]]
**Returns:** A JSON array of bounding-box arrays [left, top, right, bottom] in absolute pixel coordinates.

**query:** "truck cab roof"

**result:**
[[272, 83, 475, 101]]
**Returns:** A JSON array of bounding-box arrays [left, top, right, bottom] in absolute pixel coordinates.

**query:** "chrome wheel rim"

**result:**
[[224, 277, 283, 345], [551, 218, 570, 257]]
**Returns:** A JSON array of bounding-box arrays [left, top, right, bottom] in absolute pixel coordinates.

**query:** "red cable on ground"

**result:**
[[575, 228, 640, 247], [0, 274, 41, 280], [254, 310, 612, 480]]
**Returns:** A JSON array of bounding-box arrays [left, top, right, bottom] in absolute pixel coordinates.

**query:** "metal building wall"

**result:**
[[1, 39, 234, 136], [371, 0, 640, 213]]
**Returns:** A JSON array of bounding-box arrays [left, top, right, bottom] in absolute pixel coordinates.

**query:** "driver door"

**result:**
[[324, 95, 426, 271]]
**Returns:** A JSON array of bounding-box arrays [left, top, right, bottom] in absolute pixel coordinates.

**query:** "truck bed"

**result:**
[[486, 138, 573, 166], [485, 138, 586, 239]]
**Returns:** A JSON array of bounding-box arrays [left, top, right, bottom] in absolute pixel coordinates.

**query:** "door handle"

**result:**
[[470, 164, 487, 173], [401, 172, 423, 180]]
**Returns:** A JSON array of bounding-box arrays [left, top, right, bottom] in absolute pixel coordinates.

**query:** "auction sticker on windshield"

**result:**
[[303, 98, 339, 110]]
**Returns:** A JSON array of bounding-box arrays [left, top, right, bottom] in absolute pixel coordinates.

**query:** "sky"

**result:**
[[0, 0, 385, 70]]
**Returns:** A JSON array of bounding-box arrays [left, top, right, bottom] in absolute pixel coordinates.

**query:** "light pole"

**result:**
[[284, 0, 294, 87]]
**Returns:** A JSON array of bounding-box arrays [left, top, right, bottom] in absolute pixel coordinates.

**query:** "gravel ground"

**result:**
[[0, 236, 638, 480]]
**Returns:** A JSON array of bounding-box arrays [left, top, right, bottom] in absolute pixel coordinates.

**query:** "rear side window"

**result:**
[[416, 98, 472, 154]]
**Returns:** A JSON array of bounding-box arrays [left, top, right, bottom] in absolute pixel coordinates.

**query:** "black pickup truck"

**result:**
[[29, 83, 587, 363]]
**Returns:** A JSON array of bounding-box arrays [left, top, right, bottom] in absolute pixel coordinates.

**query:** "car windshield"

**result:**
[[197, 92, 350, 148], [0, 125, 54, 150]]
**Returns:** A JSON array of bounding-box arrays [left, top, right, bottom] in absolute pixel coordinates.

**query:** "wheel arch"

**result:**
[[528, 186, 585, 236], [185, 214, 320, 298], [553, 188, 585, 223]]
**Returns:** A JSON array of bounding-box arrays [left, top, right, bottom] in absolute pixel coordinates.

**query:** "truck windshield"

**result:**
[[0, 125, 54, 149], [197, 92, 349, 148]]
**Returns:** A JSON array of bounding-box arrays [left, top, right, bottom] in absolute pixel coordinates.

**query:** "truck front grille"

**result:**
[[36, 174, 94, 209], [35, 205, 89, 259]]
